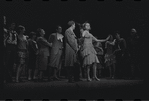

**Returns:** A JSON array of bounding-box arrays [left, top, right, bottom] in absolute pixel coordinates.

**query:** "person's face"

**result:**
[[72, 24, 75, 30], [116, 34, 121, 40], [109, 35, 113, 41], [11, 23, 15, 30], [40, 29, 45, 36], [20, 28, 25, 34], [32, 35, 36, 39], [85, 23, 91, 30], [57, 27, 62, 33]]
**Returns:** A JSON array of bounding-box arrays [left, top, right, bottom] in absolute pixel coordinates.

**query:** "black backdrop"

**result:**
[[1, 0, 149, 39]]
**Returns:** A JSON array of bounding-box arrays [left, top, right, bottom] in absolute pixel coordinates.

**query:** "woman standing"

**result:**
[[36, 28, 52, 82], [104, 35, 117, 79], [94, 41, 104, 78], [27, 32, 38, 81], [48, 26, 64, 81], [16, 25, 28, 83], [81, 23, 109, 81]]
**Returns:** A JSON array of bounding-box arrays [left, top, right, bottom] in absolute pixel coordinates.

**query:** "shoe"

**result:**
[[93, 77, 100, 81], [15, 80, 20, 83], [87, 78, 92, 82], [53, 77, 60, 81], [28, 78, 32, 81]]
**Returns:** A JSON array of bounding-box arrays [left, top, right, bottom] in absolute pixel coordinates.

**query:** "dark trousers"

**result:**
[[66, 66, 74, 81], [74, 62, 81, 81], [4, 49, 17, 82]]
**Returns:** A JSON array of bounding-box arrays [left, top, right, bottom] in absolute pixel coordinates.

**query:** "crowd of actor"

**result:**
[[3, 20, 141, 83]]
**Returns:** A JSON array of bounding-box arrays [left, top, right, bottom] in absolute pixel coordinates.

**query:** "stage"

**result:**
[[0, 78, 148, 99]]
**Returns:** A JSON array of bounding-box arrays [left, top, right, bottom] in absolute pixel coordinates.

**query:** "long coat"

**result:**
[[36, 37, 51, 70], [48, 33, 64, 69], [64, 28, 78, 67]]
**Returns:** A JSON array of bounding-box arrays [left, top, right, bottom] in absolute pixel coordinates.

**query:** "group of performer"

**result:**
[[3, 18, 141, 83]]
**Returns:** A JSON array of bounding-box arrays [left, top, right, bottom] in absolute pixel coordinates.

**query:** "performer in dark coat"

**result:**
[[4, 23, 17, 83], [127, 28, 140, 79], [27, 32, 38, 81], [64, 21, 78, 83], [114, 32, 127, 79], [48, 26, 64, 81]]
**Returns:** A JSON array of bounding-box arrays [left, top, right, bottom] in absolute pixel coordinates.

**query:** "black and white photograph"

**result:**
[[0, 0, 149, 100]]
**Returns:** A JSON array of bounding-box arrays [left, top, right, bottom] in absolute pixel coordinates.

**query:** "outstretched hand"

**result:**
[[106, 35, 110, 41]]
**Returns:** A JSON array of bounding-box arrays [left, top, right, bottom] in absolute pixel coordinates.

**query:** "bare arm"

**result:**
[[92, 34, 110, 42]]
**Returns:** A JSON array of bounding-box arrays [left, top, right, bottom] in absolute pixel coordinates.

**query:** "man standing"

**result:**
[[127, 28, 140, 79], [115, 32, 127, 79], [64, 21, 78, 83], [4, 23, 17, 83]]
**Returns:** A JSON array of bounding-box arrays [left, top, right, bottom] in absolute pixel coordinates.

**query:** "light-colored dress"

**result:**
[[81, 30, 99, 67]]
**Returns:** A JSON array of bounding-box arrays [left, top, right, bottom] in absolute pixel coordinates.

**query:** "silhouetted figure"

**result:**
[[4, 23, 17, 83], [114, 32, 127, 79], [27, 32, 38, 81]]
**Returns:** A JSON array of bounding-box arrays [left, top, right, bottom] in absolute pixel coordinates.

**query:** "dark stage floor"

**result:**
[[0, 78, 148, 100]]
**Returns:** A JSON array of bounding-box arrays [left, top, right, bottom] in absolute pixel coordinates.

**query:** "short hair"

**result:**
[[56, 25, 62, 30], [29, 32, 36, 38], [131, 28, 137, 33], [83, 22, 90, 30], [37, 28, 42, 33], [68, 21, 75, 26], [17, 25, 25, 33]]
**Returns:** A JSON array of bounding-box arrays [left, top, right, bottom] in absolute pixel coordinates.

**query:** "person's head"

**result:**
[[56, 26, 62, 33], [131, 28, 137, 36], [37, 28, 45, 37], [17, 25, 25, 34], [68, 20, 75, 30], [108, 34, 114, 42], [83, 23, 91, 30], [115, 32, 121, 40], [29, 32, 36, 40], [9, 23, 16, 30]]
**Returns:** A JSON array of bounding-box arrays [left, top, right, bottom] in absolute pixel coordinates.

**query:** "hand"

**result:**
[[106, 35, 110, 41]]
